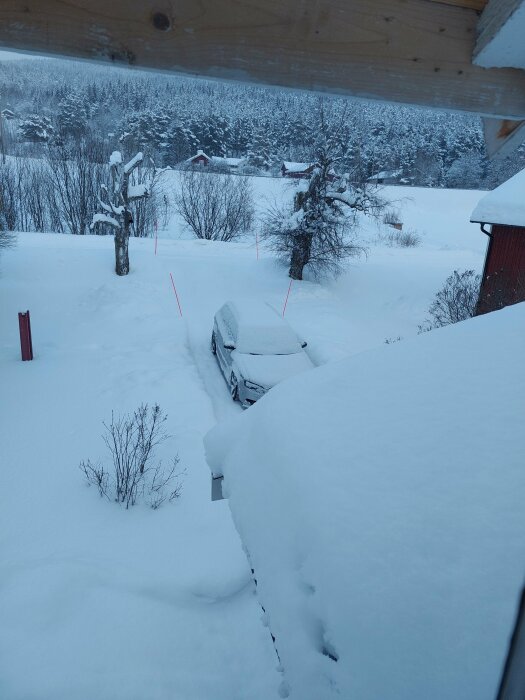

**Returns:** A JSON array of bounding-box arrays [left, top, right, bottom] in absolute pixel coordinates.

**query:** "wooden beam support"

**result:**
[[1, 1, 525, 118], [475, 0, 525, 69], [483, 117, 525, 158]]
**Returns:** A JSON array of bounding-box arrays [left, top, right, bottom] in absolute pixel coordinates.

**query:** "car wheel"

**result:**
[[230, 373, 239, 401], [211, 332, 217, 355]]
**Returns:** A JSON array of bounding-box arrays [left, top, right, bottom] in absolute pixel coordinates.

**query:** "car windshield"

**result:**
[[236, 325, 302, 355]]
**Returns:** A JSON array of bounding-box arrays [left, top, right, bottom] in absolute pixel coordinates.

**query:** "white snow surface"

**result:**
[[109, 150, 122, 166], [471, 166, 525, 226], [228, 300, 303, 355], [205, 303, 525, 700], [231, 349, 313, 390], [282, 161, 311, 172], [124, 151, 144, 174], [127, 183, 148, 200], [91, 212, 119, 229], [0, 179, 491, 699]]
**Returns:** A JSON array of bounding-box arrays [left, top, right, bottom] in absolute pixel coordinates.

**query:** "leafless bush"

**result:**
[[379, 226, 420, 248], [382, 208, 402, 227], [45, 139, 109, 235], [129, 163, 167, 238], [80, 404, 183, 509], [420, 269, 481, 331], [175, 167, 254, 241], [384, 336, 403, 344]]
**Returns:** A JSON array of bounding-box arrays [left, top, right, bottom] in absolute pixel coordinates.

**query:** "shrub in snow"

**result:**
[[382, 208, 402, 227], [420, 269, 481, 331], [80, 404, 183, 509], [380, 227, 420, 248], [384, 336, 403, 344], [174, 167, 254, 241]]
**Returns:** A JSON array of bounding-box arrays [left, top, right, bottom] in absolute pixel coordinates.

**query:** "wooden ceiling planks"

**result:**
[[0, 0, 523, 120]]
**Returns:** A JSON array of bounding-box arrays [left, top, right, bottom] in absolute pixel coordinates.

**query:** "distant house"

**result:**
[[367, 169, 402, 185], [281, 161, 338, 182], [184, 151, 246, 172], [281, 161, 315, 179], [185, 149, 212, 167], [470, 167, 525, 315]]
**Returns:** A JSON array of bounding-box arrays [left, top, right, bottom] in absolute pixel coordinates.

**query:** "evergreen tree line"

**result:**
[[1, 58, 524, 189]]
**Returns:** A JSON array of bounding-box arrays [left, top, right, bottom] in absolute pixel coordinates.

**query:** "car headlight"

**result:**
[[244, 379, 266, 392]]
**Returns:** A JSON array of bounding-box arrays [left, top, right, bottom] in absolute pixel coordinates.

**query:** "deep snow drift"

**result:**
[[206, 303, 525, 700], [0, 181, 490, 699]]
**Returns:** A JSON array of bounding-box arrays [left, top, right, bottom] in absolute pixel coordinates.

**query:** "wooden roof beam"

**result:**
[[1, 0, 525, 119]]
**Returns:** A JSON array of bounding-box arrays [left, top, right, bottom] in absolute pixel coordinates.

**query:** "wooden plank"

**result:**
[[429, 0, 487, 10], [474, 0, 525, 68], [483, 117, 525, 158], [1, 0, 525, 118]]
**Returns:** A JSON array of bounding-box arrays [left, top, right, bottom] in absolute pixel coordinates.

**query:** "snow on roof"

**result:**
[[368, 169, 402, 180], [282, 161, 312, 172], [212, 156, 245, 167], [186, 150, 212, 162], [471, 167, 525, 226], [205, 303, 525, 700]]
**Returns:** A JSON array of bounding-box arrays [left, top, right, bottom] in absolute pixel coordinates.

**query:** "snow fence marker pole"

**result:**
[[256, 232, 259, 260], [169, 273, 183, 317], [154, 220, 158, 256], [282, 279, 293, 317], [18, 310, 34, 361]]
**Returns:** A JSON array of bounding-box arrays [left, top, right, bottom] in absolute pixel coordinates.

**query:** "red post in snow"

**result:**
[[282, 279, 293, 317], [169, 273, 183, 317], [18, 310, 34, 361]]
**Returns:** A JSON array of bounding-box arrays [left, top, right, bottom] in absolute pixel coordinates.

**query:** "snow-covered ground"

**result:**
[[0, 181, 489, 698], [207, 302, 525, 700]]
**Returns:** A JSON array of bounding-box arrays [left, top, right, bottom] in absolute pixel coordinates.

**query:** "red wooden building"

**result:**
[[185, 149, 212, 166], [470, 168, 525, 315]]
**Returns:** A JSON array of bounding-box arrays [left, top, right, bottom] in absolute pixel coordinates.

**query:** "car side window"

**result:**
[[217, 305, 236, 345]]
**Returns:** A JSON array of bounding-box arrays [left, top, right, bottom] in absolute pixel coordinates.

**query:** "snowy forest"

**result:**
[[1, 56, 525, 238]]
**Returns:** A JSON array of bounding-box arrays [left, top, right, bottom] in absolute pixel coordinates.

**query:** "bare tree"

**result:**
[[46, 139, 109, 236], [91, 150, 149, 275], [420, 269, 481, 331], [174, 167, 254, 241], [80, 404, 183, 509], [263, 102, 385, 280], [263, 148, 382, 280]]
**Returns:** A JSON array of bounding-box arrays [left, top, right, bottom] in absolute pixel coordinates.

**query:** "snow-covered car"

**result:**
[[211, 300, 313, 407]]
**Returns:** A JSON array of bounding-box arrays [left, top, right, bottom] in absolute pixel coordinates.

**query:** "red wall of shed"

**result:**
[[476, 225, 525, 315]]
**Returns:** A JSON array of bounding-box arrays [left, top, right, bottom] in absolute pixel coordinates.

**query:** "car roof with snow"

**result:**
[[221, 300, 302, 355]]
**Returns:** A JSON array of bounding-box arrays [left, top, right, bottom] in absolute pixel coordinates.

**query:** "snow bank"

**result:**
[[471, 166, 525, 226], [205, 304, 525, 700]]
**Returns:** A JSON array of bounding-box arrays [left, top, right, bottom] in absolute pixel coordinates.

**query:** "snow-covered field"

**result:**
[[0, 180, 490, 698]]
